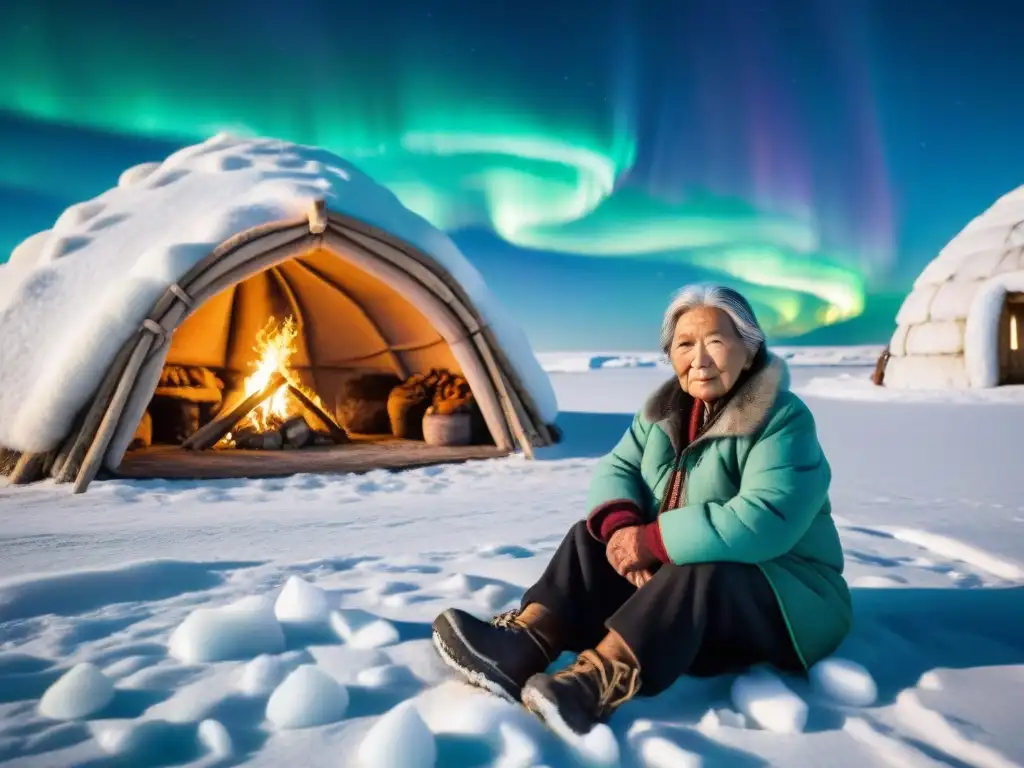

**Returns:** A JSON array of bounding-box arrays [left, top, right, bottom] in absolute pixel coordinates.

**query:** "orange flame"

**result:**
[[242, 316, 298, 431]]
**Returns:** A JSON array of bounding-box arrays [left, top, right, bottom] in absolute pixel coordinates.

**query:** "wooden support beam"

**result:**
[[308, 198, 327, 234], [10, 451, 53, 485], [182, 372, 286, 451], [56, 340, 136, 484]]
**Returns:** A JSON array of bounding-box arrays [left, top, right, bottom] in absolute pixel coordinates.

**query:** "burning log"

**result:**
[[286, 384, 349, 444], [281, 415, 312, 448], [182, 372, 286, 450], [231, 417, 332, 451]]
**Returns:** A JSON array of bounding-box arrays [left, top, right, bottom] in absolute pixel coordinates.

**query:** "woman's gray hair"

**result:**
[[659, 284, 766, 357]]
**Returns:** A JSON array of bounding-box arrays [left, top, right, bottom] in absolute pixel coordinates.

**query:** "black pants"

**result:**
[[521, 521, 803, 696]]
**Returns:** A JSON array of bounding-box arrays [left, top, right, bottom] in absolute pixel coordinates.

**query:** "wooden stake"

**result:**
[[56, 340, 136, 484], [182, 372, 286, 451], [10, 452, 51, 485], [286, 383, 349, 443]]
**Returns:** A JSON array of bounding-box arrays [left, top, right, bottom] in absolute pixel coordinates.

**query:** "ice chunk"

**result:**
[[810, 657, 878, 707], [238, 654, 287, 696], [731, 668, 808, 734], [437, 573, 475, 597], [38, 662, 115, 720], [265, 665, 349, 729], [330, 609, 400, 649], [274, 576, 330, 625], [357, 702, 436, 768], [197, 719, 233, 758], [169, 599, 285, 663]]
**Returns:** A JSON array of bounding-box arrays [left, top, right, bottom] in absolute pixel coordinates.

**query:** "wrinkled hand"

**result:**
[[606, 526, 658, 588]]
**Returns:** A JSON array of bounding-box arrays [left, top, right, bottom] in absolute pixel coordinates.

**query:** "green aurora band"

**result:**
[[0, 11, 866, 337]]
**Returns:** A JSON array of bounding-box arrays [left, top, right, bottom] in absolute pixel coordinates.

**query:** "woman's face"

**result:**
[[670, 306, 754, 402]]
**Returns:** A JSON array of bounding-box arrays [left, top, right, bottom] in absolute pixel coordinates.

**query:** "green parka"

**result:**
[[587, 355, 851, 669]]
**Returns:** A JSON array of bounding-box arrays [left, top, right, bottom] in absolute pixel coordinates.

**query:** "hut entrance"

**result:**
[[118, 247, 504, 480], [998, 293, 1024, 385]]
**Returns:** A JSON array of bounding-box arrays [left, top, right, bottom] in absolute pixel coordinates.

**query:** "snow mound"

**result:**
[[93, 718, 196, 761], [918, 671, 944, 691], [168, 597, 285, 663], [197, 719, 233, 759], [435, 573, 520, 608], [357, 702, 436, 768], [810, 657, 878, 707], [630, 728, 702, 768], [357, 664, 417, 688], [274, 575, 330, 625], [0, 133, 557, 455], [731, 668, 808, 734], [697, 707, 748, 730], [265, 664, 350, 729], [330, 608, 400, 648], [38, 662, 114, 720], [237, 654, 288, 696], [494, 722, 543, 768]]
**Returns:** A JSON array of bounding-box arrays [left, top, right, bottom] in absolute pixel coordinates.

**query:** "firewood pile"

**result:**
[[179, 370, 349, 452], [230, 415, 337, 450]]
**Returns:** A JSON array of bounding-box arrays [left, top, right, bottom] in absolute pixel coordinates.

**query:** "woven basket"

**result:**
[[422, 412, 472, 447]]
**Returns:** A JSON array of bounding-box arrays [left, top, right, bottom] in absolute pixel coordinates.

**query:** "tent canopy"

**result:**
[[0, 134, 559, 491]]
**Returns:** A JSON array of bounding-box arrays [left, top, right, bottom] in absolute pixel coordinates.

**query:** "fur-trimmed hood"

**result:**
[[642, 353, 791, 453]]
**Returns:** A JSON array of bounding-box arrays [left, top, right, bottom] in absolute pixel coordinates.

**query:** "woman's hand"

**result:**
[[606, 526, 659, 587]]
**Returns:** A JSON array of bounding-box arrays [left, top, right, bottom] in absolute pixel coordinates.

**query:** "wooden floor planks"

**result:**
[[112, 439, 508, 480]]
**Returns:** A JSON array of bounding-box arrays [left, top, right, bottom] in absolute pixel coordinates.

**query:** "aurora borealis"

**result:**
[[1, 1, 1023, 349]]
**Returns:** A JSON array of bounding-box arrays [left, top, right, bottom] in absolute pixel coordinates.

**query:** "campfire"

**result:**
[[182, 316, 349, 451]]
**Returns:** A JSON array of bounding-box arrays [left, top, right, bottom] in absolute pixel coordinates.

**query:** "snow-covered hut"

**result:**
[[0, 135, 558, 492], [880, 185, 1024, 389]]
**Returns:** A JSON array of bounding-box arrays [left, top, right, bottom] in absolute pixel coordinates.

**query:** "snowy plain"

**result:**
[[1, 354, 1023, 767]]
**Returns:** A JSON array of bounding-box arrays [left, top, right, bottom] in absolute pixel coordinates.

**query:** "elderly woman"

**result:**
[[431, 284, 851, 736]]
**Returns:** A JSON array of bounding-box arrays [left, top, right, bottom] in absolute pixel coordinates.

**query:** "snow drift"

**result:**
[[0, 133, 557, 453]]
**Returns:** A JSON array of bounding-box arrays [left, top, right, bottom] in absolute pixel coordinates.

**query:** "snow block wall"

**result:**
[[885, 184, 1024, 389]]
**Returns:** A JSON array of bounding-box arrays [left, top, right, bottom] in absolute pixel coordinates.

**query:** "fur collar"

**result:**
[[642, 354, 790, 453]]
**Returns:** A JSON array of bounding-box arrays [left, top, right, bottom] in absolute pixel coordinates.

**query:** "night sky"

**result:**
[[1, 0, 1022, 350]]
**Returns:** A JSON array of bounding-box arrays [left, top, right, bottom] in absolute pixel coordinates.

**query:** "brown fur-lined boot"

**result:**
[[432, 603, 562, 702], [521, 631, 641, 735]]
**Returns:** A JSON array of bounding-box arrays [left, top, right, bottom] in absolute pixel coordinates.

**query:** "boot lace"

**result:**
[[559, 649, 641, 716], [490, 609, 554, 662], [490, 609, 526, 630]]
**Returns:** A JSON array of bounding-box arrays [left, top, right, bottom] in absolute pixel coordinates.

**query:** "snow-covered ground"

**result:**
[[535, 346, 884, 373], [1, 359, 1023, 767]]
